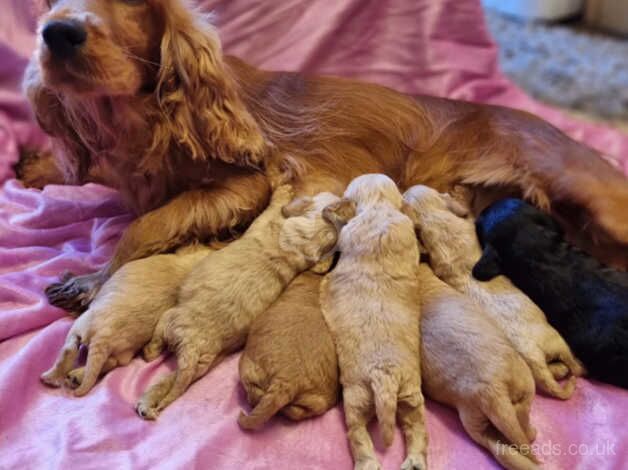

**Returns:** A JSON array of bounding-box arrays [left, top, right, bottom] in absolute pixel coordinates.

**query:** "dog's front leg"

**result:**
[[45, 171, 271, 313]]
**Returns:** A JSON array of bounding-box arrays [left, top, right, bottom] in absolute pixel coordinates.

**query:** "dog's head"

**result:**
[[473, 198, 564, 281], [27, 0, 266, 169], [281, 192, 355, 270], [34, 0, 168, 96]]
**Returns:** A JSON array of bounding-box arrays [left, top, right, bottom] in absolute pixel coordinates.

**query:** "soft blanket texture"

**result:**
[[0, 1, 626, 469]]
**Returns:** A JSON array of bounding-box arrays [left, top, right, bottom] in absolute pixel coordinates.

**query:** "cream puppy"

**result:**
[[136, 185, 342, 419], [418, 262, 538, 470], [320, 174, 428, 470], [238, 272, 338, 429], [40, 244, 212, 396], [403, 185, 582, 400]]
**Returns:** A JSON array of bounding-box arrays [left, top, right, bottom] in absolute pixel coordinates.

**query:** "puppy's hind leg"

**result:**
[[136, 372, 177, 420], [41, 333, 81, 387], [142, 312, 170, 362], [66, 356, 120, 389], [343, 385, 380, 470], [137, 347, 215, 420], [397, 383, 428, 470], [459, 406, 539, 470], [73, 343, 110, 396]]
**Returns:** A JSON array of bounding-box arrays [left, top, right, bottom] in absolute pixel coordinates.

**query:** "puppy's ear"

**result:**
[[472, 245, 501, 281], [281, 197, 313, 218], [442, 193, 470, 218], [322, 198, 357, 231]]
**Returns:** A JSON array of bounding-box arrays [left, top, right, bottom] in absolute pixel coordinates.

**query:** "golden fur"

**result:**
[[136, 186, 341, 419], [417, 263, 538, 470], [403, 185, 584, 400], [22, 0, 628, 313], [238, 272, 338, 430], [40, 243, 212, 396], [320, 174, 428, 470]]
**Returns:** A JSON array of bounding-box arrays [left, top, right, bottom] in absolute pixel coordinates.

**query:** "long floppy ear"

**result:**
[[146, 3, 267, 171], [472, 245, 501, 281], [322, 198, 357, 232], [22, 59, 90, 183]]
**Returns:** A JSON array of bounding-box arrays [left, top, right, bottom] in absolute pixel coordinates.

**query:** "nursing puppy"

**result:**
[[474, 198, 628, 390], [417, 263, 538, 470], [40, 244, 212, 396], [238, 272, 338, 429], [403, 185, 582, 399], [320, 174, 428, 470], [136, 186, 342, 419]]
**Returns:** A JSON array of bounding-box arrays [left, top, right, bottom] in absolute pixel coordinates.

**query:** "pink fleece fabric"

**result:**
[[0, 1, 626, 469]]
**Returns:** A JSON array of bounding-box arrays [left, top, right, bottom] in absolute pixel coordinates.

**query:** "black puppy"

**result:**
[[472, 198, 628, 390]]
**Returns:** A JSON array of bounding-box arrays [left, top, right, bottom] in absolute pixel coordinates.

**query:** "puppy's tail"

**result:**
[[371, 370, 399, 448], [238, 383, 293, 430]]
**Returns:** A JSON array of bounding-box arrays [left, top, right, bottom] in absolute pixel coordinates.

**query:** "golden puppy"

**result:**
[[403, 185, 583, 400], [238, 272, 338, 429], [40, 244, 212, 396], [417, 262, 538, 470], [136, 185, 341, 419], [320, 174, 428, 470]]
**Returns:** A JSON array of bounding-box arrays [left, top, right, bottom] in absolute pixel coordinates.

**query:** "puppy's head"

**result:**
[[402, 184, 469, 225], [344, 174, 403, 210], [280, 192, 353, 266], [473, 198, 564, 281]]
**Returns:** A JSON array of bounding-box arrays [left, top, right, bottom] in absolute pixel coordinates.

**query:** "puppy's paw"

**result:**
[[400, 455, 426, 470], [355, 459, 381, 470], [136, 399, 160, 420], [548, 361, 570, 381], [65, 368, 85, 389], [40, 370, 65, 388], [142, 342, 164, 362]]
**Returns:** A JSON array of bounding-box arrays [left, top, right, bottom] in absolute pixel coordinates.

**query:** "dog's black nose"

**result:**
[[42, 20, 87, 59]]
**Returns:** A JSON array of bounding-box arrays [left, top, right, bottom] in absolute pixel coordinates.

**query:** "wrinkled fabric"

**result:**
[[0, 1, 626, 469]]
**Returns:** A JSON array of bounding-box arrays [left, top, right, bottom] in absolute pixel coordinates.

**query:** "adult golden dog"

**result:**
[[20, 0, 628, 311]]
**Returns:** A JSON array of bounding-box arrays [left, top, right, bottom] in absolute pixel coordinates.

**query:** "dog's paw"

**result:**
[[45, 271, 102, 313], [400, 455, 427, 470], [40, 370, 65, 388], [65, 368, 85, 389]]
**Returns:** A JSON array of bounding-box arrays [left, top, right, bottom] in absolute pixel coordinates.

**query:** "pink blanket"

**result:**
[[1, 1, 626, 468]]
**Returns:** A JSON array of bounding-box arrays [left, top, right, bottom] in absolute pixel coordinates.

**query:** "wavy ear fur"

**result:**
[[22, 59, 90, 183], [146, 1, 267, 171]]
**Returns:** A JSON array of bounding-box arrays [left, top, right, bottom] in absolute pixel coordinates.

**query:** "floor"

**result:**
[[484, 9, 628, 132]]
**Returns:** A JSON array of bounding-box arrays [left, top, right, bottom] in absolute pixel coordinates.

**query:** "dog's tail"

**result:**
[[238, 383, 293, 430], [371, 370, 399, 448]]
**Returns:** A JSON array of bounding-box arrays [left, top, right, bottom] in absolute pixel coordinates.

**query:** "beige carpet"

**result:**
[[485, 9, 628, 133]]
